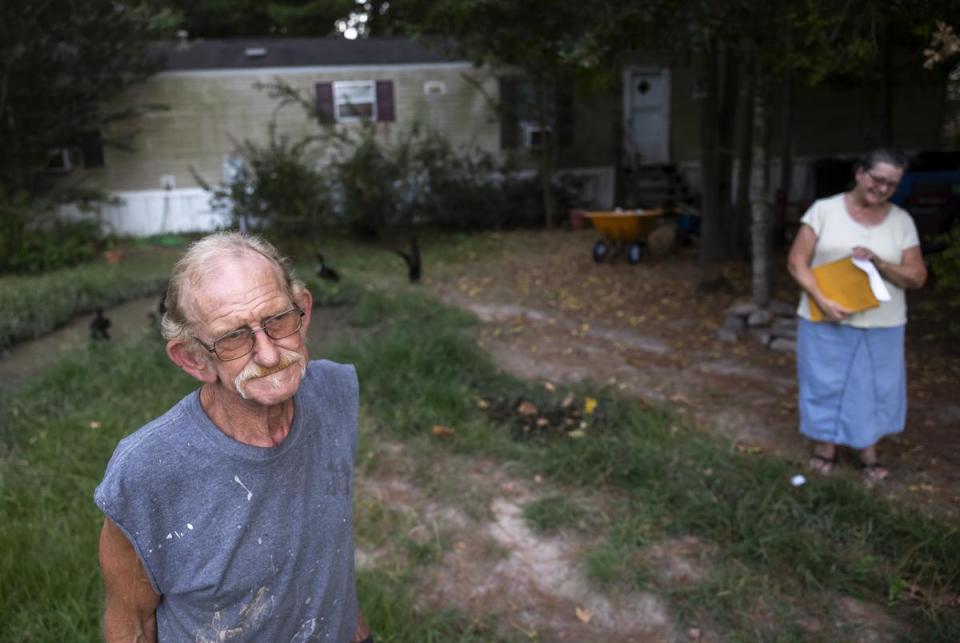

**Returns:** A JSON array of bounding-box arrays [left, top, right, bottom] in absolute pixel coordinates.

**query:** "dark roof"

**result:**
[[153, 37, 465, 71]]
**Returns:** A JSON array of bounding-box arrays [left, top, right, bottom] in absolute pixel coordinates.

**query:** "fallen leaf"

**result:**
[[584, 397, 598, 415], [575, 606, 593, 623], [543, 381, 556, 392], [568, 429, 586, 439], [473, 397, 490, 410], [517, 401, 539, 416], [431, 425, 455, 437], [561, 393, 575, 408]]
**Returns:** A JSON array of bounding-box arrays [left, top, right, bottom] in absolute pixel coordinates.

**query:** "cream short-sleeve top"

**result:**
[[797, 193, 920, 328]]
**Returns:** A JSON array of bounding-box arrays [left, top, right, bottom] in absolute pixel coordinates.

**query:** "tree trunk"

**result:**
[[734, 56, 755, 259], [536, 80, 556, 228], [879, 17, 894, 146], [698, 40, 724, 269], [750, 63, 772, 310], [777, 60, 794, 249], [717, 41, 739, 258]]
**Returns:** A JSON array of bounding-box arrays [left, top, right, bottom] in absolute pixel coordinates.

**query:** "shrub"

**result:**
[[930, 225, 960, 335], [195, 123, 333, 237], [329, 124, 579, 233], [0, 189, 104, 275]]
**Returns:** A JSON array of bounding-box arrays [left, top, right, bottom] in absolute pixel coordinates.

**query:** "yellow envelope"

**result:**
[[809, 256, 880, 322]]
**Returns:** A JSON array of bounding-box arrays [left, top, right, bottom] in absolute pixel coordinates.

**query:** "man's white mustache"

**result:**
[[234, 349, 306, 399]]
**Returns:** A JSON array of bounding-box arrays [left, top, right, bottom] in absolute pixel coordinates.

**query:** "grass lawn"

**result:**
[[1, 234, 957, 641], [0, 244, 180, 350]]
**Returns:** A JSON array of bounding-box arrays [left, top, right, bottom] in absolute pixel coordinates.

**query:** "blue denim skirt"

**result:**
[[796, 318, 906, 449]]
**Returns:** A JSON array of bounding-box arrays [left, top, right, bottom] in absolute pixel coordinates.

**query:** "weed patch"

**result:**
[[335, 287, 960, 641]]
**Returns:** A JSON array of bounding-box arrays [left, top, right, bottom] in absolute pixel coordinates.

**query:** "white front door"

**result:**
[[624, 68, 670, 164]]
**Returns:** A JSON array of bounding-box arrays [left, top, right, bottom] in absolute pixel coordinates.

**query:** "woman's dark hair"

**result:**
[[857, 148, 909, 172]]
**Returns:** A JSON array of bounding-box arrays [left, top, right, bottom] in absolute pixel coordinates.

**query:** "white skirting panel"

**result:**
[[98, 188, 231, 237]]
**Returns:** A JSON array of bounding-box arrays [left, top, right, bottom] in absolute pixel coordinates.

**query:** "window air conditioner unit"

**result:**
[[521, 122, 551, 150], [46, 147, 80, 174]]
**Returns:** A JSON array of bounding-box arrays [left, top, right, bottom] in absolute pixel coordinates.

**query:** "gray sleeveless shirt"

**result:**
[[95, 360, 359, 642]]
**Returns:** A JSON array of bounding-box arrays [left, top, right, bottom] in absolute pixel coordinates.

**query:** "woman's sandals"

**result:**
[[808, 452, 836, 476], [856, 460, 889, 485]]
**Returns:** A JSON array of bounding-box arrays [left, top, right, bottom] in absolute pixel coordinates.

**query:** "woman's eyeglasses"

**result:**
[[867, 172, 899, 191]]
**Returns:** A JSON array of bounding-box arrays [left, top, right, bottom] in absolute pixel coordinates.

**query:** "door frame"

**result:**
[[622, 65, 671, 165]]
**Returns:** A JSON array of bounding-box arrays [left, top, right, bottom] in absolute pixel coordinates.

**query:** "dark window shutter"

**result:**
[[315, 82, 334, 123], [375, 80, 395, 122], [556, 84, 574, 149], [77, 130, 105, 168], [499, 77, 520, 150]]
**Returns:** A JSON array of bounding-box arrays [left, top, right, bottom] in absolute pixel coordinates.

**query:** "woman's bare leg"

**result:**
[[809, 441, 836, 475], [859, 444, 889, 483]]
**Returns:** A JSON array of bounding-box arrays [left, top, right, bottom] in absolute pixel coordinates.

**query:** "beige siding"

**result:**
[[96, 64, 501, 192]]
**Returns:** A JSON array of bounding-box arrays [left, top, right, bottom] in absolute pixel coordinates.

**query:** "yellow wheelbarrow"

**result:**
[[586, 208, 664, 264]]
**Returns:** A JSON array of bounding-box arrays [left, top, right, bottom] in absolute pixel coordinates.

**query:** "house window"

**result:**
[[498, 76, 572, 151], [44, 130, 105, 174], [316, 80, 395, 123], [335, 81, 376, 121]]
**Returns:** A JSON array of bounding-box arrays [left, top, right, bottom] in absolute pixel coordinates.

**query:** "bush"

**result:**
[[195, 123, 333, 237], [329, 124, 579, 233], [197, 100, 581, 238], [0, 189, 103, 275], [930, 225, 960, 335]]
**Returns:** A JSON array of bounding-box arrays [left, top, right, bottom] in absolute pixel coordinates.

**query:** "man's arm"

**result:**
[[99, 517, 161, 642]]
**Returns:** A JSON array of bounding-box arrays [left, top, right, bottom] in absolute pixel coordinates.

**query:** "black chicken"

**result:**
[[315, 253, 341, 282], [394, 237, 421, 283], [90, 307, 111, 340]]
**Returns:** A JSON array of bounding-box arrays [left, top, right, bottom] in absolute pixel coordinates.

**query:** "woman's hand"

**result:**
[[815, 295, 852, 322], [852, 245, 927, 289], [851, 245, 876, 262]]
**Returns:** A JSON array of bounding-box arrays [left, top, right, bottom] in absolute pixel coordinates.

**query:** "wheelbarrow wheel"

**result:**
[[627, 242, 643, 264], [592, 240, 609, 263]]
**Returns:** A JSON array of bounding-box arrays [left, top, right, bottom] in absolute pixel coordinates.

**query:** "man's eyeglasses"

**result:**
[[194, 305, 304, 361], [867, 172, 899, 191]]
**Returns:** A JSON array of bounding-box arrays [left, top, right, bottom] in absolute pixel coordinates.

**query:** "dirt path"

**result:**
[[422, 229, 960, 517], [0, 295, 164, 391]]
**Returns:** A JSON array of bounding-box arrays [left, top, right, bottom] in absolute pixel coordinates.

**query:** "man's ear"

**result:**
[[295, 288, 314, 334], [167, 339, 218, 383]]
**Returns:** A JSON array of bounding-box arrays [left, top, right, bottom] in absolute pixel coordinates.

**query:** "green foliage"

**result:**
[[166, 0, 355, 37], [357, 570, 505, 642], [522, 495, 586, 533], [931, 225, 960, 335], [0, 0, 176, 194], [0, 249, 173, 349], [0, 188, 110, 274], [331, 124, 409, 236], [329, 123, 573, 234], [194, 122, 333, 237]]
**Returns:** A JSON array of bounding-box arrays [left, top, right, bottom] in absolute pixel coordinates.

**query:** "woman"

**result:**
[[787, 149, 927, 483]]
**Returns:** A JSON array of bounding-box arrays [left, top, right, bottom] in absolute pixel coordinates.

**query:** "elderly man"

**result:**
[[95, 233, 371, 642]]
